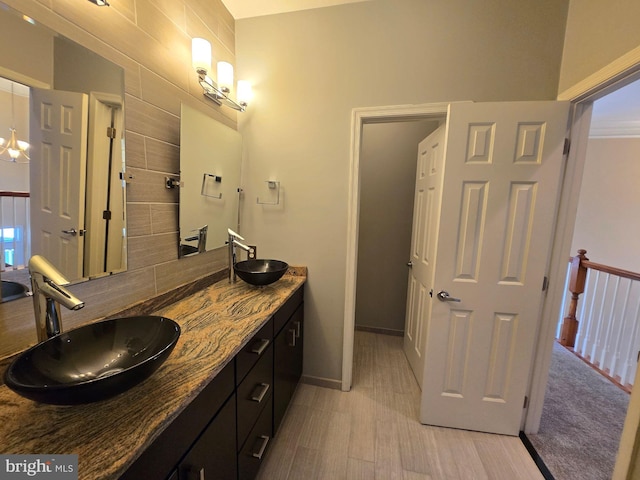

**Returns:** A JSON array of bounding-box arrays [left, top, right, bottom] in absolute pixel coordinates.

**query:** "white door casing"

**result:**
[[404, 125, 446, 388], [420, 101, 570, 436], [85, 92, 125, 278], [30, 88, 88, 281]]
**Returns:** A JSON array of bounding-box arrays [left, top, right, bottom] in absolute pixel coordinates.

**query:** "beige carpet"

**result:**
[[526, 342, 630, 480]]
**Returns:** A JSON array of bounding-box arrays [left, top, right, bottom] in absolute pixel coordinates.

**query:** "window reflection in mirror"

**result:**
[[0, 5, 127, 302], [179, 103, 242, 257]]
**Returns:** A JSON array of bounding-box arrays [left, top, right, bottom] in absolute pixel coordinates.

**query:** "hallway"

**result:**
[[257, 331, 544, 479]]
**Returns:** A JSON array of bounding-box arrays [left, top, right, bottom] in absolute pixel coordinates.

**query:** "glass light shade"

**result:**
[[217, 62, 234, 92], [236, 81, 252, 105], [192, 38, 212, 74]]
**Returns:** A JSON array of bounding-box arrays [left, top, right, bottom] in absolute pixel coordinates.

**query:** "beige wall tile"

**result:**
[[141, 68, 185, 117], [150, 0, 187, 33], [125, 131, 146, 169], [126, 95, 180, 144], [128, 232, 179, 270], [127, 204, 153, 237], [136, 0, 189, 54], [126, 167, 179, 204], [151, 204, 179, 234], [145, 137, 180, 174], [155, 246, 227, 293]]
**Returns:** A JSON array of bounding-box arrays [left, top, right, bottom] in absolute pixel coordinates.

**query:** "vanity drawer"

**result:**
[[236, 318, 273, 386], [238, 395, 273, 480], [273, 287, 303, 335], [237, 343, 273, 450]]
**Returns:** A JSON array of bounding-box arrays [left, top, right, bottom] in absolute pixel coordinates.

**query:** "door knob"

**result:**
[[407, 261, 413, 268], [436, 291, 461, 302], [61, 228, 86, 236]]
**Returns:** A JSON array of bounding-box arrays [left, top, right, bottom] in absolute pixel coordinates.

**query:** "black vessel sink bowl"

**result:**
[[234, 259, 289, 286], [3, 316, 180, 405], [179, 244, 199, 257], [1, 280, 29, 302]]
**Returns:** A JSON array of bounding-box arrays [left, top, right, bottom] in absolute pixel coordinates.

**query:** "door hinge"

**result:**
[[523, 396, 529, 409], [563, 138, 570, 155], [542, 276, 549, 292], [106, 126, 117, 139]]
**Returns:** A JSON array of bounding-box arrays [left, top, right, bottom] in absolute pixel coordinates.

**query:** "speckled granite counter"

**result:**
[[0, 270, 306, 480]]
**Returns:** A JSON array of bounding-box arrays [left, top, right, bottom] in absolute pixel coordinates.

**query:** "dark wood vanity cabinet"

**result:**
[[120, 285, 304, 480], [120, 362, 236, 480], [178, 394, 237, 480], [274, 301, 304, 434]]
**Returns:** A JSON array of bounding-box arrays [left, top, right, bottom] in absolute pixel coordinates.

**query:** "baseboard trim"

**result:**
[[519, 432, 555, 480], [300, 375, 342, 390], [355, 325, 404, 337]]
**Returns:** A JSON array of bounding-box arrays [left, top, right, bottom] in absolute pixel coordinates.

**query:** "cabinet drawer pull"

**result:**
[[184, 466, 205, 480], [288, 328, 296, 347], [250, 338, 270, 355], [250, 382, 270, 403], [294, 320, 301, 338], [252, 435, 270, 460]]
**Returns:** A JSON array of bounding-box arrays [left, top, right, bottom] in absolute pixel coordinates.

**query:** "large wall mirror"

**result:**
[[179, 103, 242, 257], [0, 5, 127, 302]]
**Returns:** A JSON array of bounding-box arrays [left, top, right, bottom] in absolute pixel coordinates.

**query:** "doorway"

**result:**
[[525, 77, 640, 480], [354, 119, 441, 338], [342, 66, 640, 438]]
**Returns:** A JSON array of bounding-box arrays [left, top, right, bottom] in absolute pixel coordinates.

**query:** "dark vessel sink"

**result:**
[[179, 244, 199, 257], [3, 316, 180, 405], [234, 259, 289, 286], [1, 280, 29, 302]]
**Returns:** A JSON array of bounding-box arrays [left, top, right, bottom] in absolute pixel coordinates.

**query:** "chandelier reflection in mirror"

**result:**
[[0, 81, 30, 163], [192, 38, 252, 112]]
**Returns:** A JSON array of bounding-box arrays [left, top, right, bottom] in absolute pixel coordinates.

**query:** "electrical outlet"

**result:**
[[248, 246, 257, 260]]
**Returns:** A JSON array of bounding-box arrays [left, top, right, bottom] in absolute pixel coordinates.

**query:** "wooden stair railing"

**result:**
[[559, 249, 640, 347]]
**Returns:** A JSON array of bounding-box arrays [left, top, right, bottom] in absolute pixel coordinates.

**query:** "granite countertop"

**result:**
[[0, 270, 306, 480]]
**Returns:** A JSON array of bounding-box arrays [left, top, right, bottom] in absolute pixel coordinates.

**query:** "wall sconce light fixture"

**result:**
[[88, 0, 110, 5], [192, 38, 252, 112]]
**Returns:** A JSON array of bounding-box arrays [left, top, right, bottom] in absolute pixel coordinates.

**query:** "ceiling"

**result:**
[[221, 0, 372, 19]]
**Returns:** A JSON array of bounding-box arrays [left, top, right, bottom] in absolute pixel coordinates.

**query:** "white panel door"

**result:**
[[421, 101, 569, 435], [404, 125, 445, 388], [30, 88, 88, 281]]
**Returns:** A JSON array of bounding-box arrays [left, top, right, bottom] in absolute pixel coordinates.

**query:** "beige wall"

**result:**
[[0, 0, 237, 358], [571, 137, 640, 272], [559, 0, 640, 93], [235, 0, 569, 383], [356, 120, 440, 334]]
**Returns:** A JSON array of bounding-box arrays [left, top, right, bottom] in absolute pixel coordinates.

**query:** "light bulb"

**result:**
[[237, 81, 252, 106], [192, 38, 212, 74], [217, 62, 234, 93]]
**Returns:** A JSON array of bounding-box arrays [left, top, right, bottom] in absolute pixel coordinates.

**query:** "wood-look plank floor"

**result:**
[[257, 331, 545, 480]]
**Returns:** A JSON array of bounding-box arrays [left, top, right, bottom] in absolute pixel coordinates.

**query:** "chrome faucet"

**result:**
[[184, 224, 208, 253], [28, 255, 85, 342], [227, 228, 255, 283]]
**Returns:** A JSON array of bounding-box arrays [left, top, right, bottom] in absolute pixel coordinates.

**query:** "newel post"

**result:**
[[559, 249, 589, 348]]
